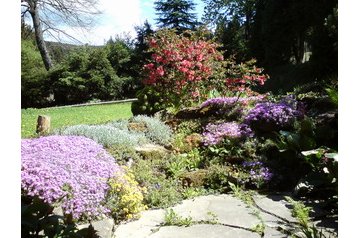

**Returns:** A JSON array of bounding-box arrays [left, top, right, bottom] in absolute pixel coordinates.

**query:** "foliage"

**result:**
[[228, 182, 255, 206], [166, 149, 203, 177], [142, 29, 269, 109], [105, 36, 141, 98], [21, 195, 98, 238], [58, 124, 148, 147], [48, 47, 128, 105], [143, 28, 225, 108], [181, 187, 207, 199], [154, 0, 198, 31], [162, 208, 193, 227], [106, 168, 147, 222], [131, 86, 165, 116], [21, 102, 132, 138], [131, 115, 173, 145], [295, 148, 338, 200], [131, 157, 183, 208], [21, 39, 52, 108], [21, 136, 122, 220], [106, 144, 140, 165]]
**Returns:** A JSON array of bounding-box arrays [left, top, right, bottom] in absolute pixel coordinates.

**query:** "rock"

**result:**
[[113, 194, 337, 238], [149, 224, 260, 238], [128, 122, 147, 132], [179, 169, 208, 188], [114, 209, 166, 238], [36, 115, 51, 135], [154, 109, 175, 121], [135, 144, 170, 159], [175, 107, 202, 119], [184, 133, 202, 150], [77, 217, 115, 238]]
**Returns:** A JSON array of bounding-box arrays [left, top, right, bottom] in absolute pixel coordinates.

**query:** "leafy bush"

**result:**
[[21, 135, 122, 220], [58, 124, 148, 147], [132, 158, 183, 208], [131, 86, 165, 116], [143, 29, 268, 109], [131, 115, 173, 145], [21, 39, 52, 108], [21, 195, 98, 237]]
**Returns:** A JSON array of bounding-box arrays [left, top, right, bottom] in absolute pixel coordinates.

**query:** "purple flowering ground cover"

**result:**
[[21, 135, 122, 220], [202, 122, 254, 146], [244, 101, 301, 130]]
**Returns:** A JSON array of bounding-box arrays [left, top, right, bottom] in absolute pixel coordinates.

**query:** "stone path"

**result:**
[[111, 194, 337, 238]]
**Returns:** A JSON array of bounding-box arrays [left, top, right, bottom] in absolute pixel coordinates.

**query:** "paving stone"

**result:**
[[172, 194, 260, 228], [77, 217, 114, 238], [253, 194, 297, 224], [148, 224, 261, 238], [113, 194, 337, 238], [114, 209, 165, 238]]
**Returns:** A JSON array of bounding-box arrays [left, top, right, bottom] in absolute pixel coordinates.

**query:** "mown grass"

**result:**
[[21, 102, 133, 138]]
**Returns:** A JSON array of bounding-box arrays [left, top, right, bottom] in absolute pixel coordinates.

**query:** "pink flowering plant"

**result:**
[[21, 135, 123, 221], [143, 29, 269, 109]]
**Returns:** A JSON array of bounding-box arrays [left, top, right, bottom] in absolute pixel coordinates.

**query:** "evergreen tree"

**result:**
[[154, 0, 198, 31]]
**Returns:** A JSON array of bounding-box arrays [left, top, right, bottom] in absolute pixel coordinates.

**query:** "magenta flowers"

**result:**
[[21, 135, 122, 220]]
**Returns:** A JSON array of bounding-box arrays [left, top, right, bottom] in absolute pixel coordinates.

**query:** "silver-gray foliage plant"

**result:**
[[131, 115, 173, 145], [58, 124, 148, 147]]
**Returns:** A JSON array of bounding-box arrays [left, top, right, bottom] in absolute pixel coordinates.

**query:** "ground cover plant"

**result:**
[[21, 102, 132, 138], [21, 135, 147, 236]]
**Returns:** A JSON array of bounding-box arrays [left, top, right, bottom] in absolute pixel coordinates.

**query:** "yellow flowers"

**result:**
[[107, 167, 147, 222]]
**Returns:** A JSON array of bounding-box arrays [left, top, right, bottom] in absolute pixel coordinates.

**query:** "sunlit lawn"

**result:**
[[21, 102, 133, 138]]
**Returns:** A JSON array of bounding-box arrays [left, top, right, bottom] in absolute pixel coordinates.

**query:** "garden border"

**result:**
[[42, 98, 138, 109]]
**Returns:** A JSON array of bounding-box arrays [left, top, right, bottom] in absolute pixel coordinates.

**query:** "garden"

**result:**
[[21, 28, 338, 238]]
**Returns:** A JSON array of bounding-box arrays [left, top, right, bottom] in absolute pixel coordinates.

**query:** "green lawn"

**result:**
[[21, 102, 133, 138]]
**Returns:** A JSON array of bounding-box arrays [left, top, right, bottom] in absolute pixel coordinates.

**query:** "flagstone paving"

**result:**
[[111, 194, 337, 238]]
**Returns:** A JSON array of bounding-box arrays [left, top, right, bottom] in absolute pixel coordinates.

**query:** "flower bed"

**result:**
[[21, 135, 123, 220]]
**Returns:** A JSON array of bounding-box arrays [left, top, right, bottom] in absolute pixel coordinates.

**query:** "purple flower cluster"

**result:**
[[242, 161, 273, 182], [245, 102, 300, 129], [200, 97, 240, 116], [202, 122, 254, 146], [200, 97, 239, 109], [21, 135, 122, 220]]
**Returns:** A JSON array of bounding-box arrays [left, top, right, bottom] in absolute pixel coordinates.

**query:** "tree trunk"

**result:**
[[29, 2, 53, 70]]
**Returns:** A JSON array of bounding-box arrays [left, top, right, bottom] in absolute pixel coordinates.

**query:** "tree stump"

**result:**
[[36, 115, 51, 135]]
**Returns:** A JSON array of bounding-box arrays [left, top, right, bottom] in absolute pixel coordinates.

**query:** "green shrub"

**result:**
[[21, 39, 52, 108], [132, 157, 182, 208], [131, 86, 165, 116], [106, 144, 140, 165]]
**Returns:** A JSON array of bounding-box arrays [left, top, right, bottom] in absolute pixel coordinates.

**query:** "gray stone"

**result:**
[[149, 224, 260, 238], [171, 194, 260, 228], [113, 194, 337, 238], [253, 194, 298, 224], [78, 217, 114, 238], [114, 209, 166, 238], [135, 144, 169, 154]]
